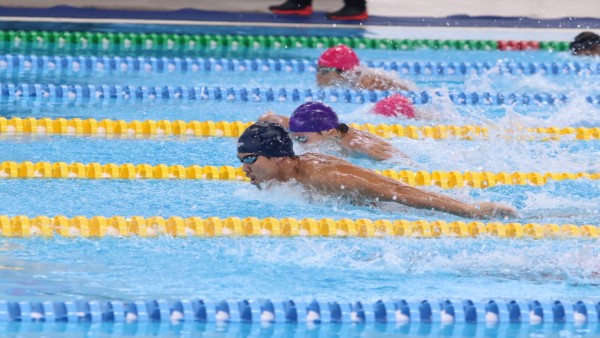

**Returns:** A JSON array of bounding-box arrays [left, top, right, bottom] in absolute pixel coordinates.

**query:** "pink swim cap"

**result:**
[[372, 94, 416, 118], [317, 44, 360, 71]]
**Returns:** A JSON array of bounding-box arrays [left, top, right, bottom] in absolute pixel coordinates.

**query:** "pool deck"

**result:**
[[0, 0, 598, 40], [4, 0, 600, 20]]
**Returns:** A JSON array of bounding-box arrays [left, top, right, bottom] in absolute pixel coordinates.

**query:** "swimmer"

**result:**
[[317, 45, 422, 119], [259, 102, 408, 161], [237, 121, 518, 219], [570, 32, 600, 56], [317, 44, 416, 92]]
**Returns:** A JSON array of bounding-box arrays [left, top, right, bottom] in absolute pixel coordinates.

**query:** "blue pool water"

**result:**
[[0, 25, 599, 337]]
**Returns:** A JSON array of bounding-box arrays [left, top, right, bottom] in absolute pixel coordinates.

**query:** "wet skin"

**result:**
[[238, 153, 280, 187], [316, 70, 345, 87], [317, 67, 415, 91], [258, 114, 398, 161], [573, 45, 600, 56], [237, 152, 518, 219]]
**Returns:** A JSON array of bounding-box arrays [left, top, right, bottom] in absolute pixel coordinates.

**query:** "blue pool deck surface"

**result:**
[[0, 1, 599, 337]]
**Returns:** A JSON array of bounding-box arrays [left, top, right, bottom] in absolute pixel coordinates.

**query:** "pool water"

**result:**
[[0, 26, 599, 337]]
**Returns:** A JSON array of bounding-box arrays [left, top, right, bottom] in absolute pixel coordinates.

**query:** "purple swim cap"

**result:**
[[288, 102, 340, 133]]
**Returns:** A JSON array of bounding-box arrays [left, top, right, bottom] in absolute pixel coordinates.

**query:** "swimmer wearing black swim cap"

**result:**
[[237, 121, 295, 187], [236, 121, 518, 219], [570, 32, 600, 56]]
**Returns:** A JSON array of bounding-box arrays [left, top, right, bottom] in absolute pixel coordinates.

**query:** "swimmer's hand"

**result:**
[[258, 112, 290, 129], [472, 202, 519, 219]]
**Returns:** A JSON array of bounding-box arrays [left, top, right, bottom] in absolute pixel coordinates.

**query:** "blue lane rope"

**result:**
[[0, 299, 598, 324], [0, 82, 595, 106], [0, 54, 599, 77]]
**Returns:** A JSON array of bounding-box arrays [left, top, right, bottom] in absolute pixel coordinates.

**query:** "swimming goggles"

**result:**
[[317, 66, 342, 75], [240, 155, 258, 164], [292, 135, 308, 143]]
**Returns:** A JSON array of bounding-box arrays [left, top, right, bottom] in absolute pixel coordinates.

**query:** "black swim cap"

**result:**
[[237, 121, 295, 158], [570, 32, 600, 53]]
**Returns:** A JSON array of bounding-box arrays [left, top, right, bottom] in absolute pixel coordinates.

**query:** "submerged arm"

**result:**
[[340, 130, 410, 161], [339, 130, 395, 161], [357, 73, 416, 91]]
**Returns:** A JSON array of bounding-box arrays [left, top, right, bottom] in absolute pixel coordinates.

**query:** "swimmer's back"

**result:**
[[295, 152, 398, 192]]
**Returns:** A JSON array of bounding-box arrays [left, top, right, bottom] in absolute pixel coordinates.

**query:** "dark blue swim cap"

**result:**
[[237, 121, 295, 157], [570, 31, 600, 53]]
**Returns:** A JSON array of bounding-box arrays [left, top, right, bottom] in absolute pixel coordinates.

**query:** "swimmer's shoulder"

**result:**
[[298, 152, 351, 167], [298, 152, 334, 162], [345, 128, 387, 143], [343, 127, 369, 140], [258, 113, 290, 129]]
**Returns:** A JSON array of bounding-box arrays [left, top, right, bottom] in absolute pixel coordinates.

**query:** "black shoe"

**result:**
[[269, 0, 313, 15], [326, 4, 368, 20]]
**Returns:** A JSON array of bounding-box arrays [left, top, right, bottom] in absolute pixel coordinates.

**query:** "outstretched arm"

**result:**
[[258, 112, 290, 129], [305, 157, 517, 219]]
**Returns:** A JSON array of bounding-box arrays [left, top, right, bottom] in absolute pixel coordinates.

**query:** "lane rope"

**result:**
[[1, 54, 597, 77], [0, 83, 597, 106], [2, 117, 599, 140], [0, 298, 596, 324], [0, 30, 573, 51], [0, 215, 597, 238], [1, 161, 597, 188]]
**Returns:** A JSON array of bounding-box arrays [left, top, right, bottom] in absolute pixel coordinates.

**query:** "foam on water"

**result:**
[[520, 188, 600, 220], [390, 137, 600, 172], [545, 96, 600, 127], [1, 235, 599, 302]]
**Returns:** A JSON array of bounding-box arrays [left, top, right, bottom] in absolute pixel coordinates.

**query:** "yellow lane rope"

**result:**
[[1, 117, 599, 140], [0, 215, 597, 238], [1, 161, 597, 188]]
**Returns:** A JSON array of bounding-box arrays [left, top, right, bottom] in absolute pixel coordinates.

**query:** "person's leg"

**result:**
[[269, 0, 313, 15], [326, 0, 368, 20]]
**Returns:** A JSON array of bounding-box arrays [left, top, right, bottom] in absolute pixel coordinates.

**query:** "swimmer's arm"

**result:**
[[258, 113, 290, 129], [340, 130, 410, 161], [314, 165, 516, 219], [340, 132, 395, 161], [384, 184, 516, 219], [358, 74, 416, 91]]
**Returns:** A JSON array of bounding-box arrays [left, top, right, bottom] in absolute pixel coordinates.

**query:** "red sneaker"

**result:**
[[270, 6, 313, 15], [269, 1, 314, 16], [326, 5, 368, 21]]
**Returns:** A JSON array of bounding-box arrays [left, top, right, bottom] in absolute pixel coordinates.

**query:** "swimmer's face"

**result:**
[[238, 153, 279, 187], [574, 45, 600, 56], [316, 66, 344, 86], [289, 131, 332, 145]]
